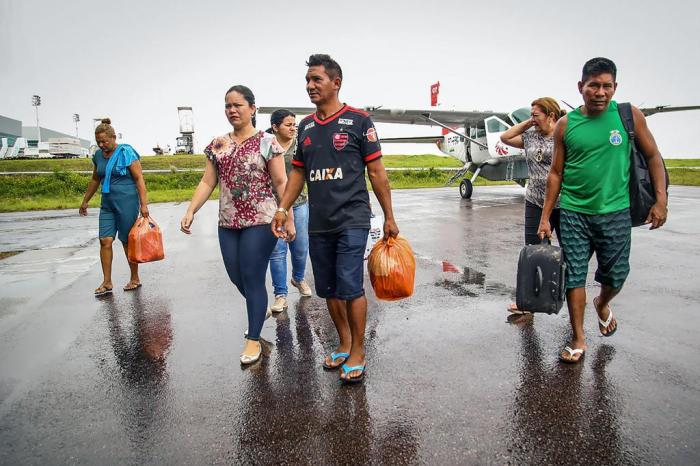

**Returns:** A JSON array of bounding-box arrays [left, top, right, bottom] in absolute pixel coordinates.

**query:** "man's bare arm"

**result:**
[[538, 116, 567, 239]]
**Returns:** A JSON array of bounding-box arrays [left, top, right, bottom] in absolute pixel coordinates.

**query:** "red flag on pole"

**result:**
[[430, 81, 440, 107]]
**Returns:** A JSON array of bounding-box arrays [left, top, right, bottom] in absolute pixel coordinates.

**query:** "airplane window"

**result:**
[[486, 118, 509, 133], [510, 107, 531, 124]]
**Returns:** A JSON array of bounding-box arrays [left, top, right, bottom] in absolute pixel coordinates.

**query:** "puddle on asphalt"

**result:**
[[435, 261, 513, 299]]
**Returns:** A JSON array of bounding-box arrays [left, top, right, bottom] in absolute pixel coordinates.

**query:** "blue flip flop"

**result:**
[[340, 363, 366, 384], [323, 351, 350, 370]]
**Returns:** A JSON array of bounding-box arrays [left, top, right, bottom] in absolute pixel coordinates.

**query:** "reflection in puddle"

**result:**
[[435, 262, 513, 298]]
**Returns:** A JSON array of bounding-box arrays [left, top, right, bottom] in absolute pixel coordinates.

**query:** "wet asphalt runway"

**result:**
[[1, 185, 699, 465]]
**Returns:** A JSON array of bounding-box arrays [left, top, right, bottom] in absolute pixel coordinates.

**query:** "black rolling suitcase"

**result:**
[[515, 239, 566, 314]]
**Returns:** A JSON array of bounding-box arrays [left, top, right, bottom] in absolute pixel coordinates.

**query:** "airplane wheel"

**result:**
[[459, 179, 473, 199]]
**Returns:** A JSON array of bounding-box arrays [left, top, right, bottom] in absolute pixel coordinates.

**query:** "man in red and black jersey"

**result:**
[[272, 54, 399, 384]]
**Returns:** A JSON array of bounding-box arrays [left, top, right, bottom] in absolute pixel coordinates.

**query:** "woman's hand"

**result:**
[[180, 211, 194, 234], [537, 219, 552, 240], [140, 205, 150, 218], [79, 203, 88, 216]]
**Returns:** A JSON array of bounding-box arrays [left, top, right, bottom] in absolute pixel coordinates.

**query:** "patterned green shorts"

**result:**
[[560, 208, 631, 289]]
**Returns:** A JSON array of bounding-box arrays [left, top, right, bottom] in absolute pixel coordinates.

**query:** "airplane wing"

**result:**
[[640, 105, 700, 117], [379, 135, 443, 143], [258, 107, 316, 119], [358, 108, 508, 126], [258, 106, 508, 126]]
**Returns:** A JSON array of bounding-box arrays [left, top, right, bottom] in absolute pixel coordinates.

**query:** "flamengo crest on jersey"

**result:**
[[332, 133, 349, 150]]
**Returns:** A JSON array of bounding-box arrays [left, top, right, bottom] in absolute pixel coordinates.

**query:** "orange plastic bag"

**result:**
[[367, 235, 416, 301], [127, 216, 165, 263]]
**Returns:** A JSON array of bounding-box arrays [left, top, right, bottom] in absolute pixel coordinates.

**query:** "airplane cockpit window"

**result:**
[[509, 107, 531, 125], [486, 117, 509, 133], [469, 126, 486, 139]]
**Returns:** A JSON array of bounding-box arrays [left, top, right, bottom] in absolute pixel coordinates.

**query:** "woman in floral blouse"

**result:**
[[180, 85, 293, 365]]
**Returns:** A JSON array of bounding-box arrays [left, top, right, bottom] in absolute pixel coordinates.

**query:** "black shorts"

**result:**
[[309, 228, 369, 300]]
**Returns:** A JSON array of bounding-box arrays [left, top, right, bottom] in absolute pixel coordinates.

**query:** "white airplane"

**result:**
[[259, 104, 700, 199]]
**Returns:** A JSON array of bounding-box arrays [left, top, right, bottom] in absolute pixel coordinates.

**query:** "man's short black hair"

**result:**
[[581, 57, 617, 83], [306, 54, 343, 81]]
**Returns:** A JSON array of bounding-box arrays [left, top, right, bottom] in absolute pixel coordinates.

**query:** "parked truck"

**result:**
[[175, 135, 193, 154]]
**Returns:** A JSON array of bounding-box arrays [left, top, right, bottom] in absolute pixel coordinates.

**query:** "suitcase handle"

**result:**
[[534, 266, 543, 296], [540, 237, 551, 245]]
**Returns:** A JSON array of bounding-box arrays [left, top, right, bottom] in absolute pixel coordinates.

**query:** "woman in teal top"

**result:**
[[80, 118, 150, 296]]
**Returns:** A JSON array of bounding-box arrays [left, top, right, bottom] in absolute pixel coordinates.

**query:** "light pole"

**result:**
[[32, 95, 41, 145], [73, 114, 80, 138]]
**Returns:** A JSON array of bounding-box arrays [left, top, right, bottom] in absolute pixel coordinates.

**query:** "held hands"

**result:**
[[537, 219, 552, 240], [79, 202, 88, 216], [646, 201, 668, 230], [180, 211, 194, 234], [383, 218, 399, 240], [271, 211, 288, 240], [271, 212, 296, 242], [285, 217, 296, 243]]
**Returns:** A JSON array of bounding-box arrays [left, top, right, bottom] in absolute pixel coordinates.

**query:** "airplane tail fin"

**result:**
[[430, 81, 440, 107]]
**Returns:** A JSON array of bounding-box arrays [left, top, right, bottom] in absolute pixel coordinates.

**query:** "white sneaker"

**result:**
[[291, 279, 312, 297], [270, 295, 288, 313]]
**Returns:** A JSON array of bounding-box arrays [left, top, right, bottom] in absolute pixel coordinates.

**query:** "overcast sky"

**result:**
[[2, 0, 699, 157]]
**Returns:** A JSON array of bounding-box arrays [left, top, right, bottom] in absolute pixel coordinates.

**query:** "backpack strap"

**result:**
[[617, 102, 636, 142]]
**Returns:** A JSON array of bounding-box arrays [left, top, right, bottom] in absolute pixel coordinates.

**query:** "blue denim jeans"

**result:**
[[269, 203, 309, 296]]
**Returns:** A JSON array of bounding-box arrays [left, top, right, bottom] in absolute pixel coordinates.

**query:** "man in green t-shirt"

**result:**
[[538, 57, 668, 363]]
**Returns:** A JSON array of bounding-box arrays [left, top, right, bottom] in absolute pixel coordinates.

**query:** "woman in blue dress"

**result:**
[[80, 118, 150, 296]]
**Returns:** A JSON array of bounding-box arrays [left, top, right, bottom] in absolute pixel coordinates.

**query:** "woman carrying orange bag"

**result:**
[[79, 118, 150, 296], [128, 216, 164, 263]]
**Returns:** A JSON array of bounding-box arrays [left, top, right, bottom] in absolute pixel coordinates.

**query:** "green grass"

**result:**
[[0, 154, 208, 172], [0, 171, 218, 212], [1, 156, 698, 212], [668, 168, 700, 186], [385, 169, 510, 189], [382, 154, 462, 168], [0, 154, 461, 172], [666, 158, 700, 167]]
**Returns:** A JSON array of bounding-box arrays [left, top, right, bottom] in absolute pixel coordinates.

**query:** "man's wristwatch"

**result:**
[[275, 207, 288, 218]]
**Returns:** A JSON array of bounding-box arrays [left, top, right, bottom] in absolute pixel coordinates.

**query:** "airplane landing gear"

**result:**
[[459, 179, 473, 199]]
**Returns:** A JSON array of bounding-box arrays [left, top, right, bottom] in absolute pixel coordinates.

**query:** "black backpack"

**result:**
[[617, 102, 669, 227]]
